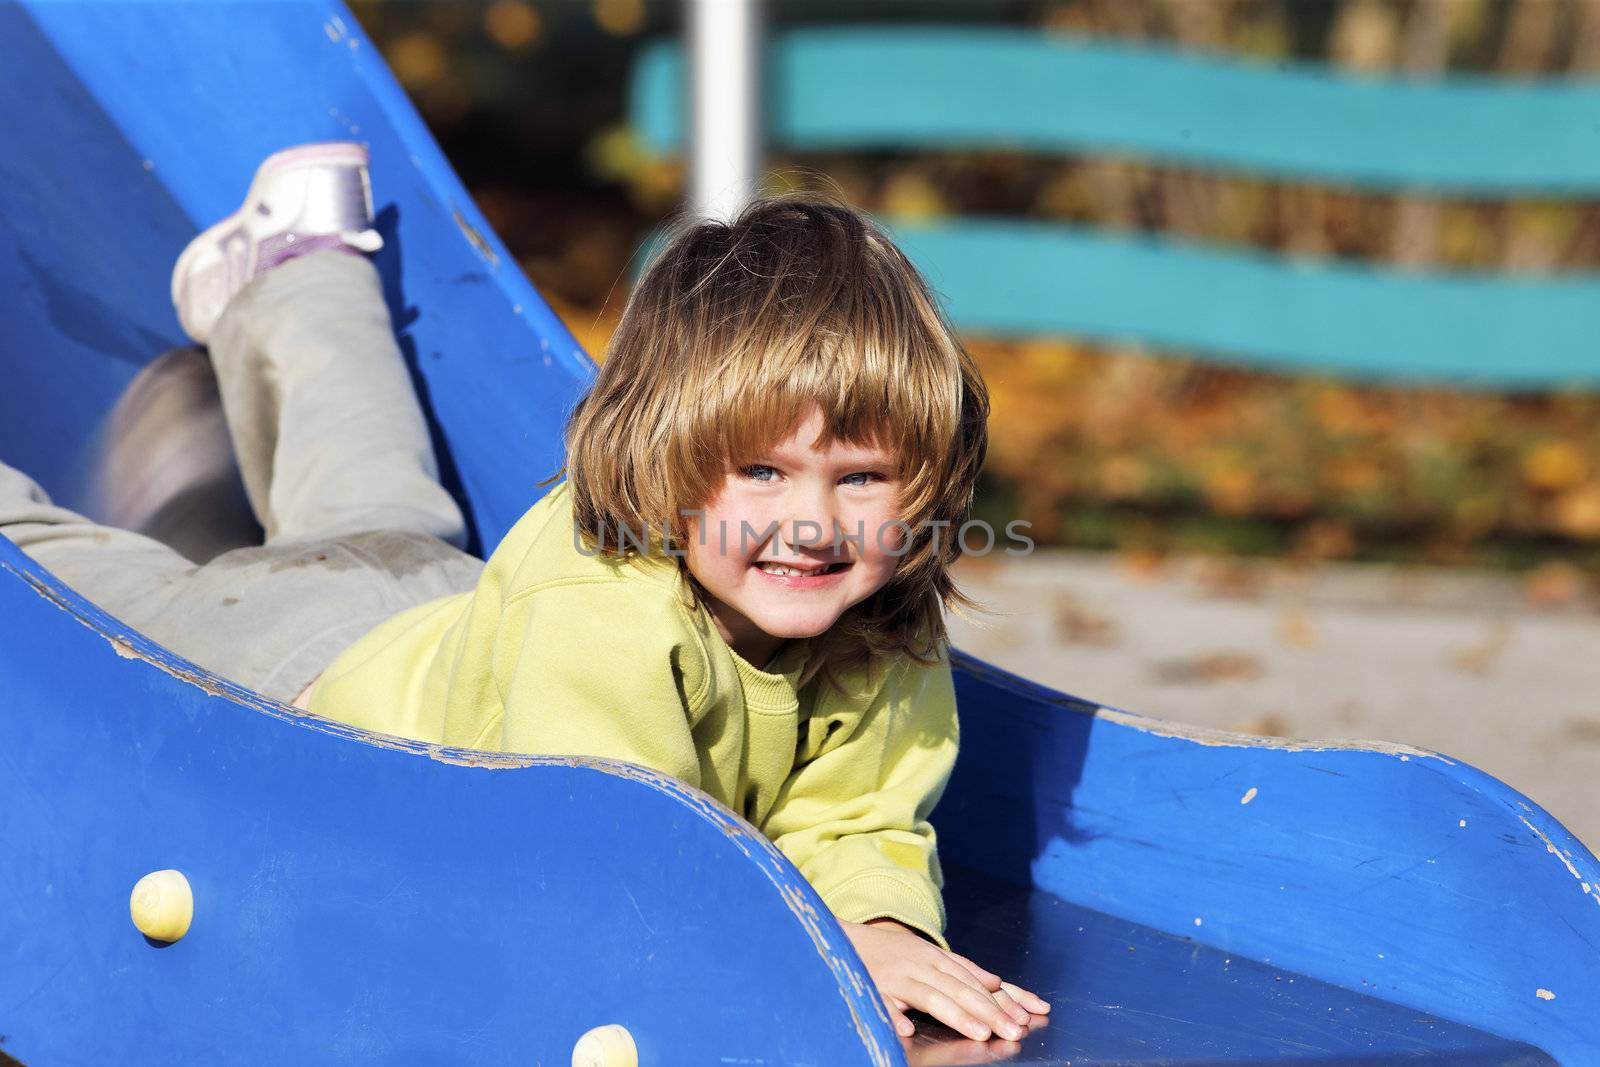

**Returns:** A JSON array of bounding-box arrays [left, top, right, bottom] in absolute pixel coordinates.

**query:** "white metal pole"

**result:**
[[687, 0, 764, 222]]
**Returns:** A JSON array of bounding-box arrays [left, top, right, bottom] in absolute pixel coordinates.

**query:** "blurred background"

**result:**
[[349, 0, 1599, 845]]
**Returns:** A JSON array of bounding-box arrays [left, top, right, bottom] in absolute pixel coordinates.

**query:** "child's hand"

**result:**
[[840, 918, 1051, 1042]]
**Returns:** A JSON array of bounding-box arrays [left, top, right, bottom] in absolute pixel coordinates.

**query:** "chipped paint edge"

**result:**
[[452, 206, 500, 268], [1089, 702, 1445, 759], [1518, 815, 1600, 912], [3, 556, 900, 1064], [953, 648, 1448, 761]]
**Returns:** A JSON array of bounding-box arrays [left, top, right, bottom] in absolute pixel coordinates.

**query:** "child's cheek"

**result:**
[[852, 500, 907, 567]]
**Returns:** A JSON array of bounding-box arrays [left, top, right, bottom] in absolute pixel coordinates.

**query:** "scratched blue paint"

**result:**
[[1, 3, 1596, 1065], [0, 4, 895, 1063], [941, 654, 1600, 1064], [940, 864, 1557, 1064], [0, 542, 899, 1066], [2, 0, 592, 553]]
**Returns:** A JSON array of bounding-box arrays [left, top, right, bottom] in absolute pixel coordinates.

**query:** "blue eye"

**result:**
[[740, 464, 778, 482], [840, 471, 880, 487]]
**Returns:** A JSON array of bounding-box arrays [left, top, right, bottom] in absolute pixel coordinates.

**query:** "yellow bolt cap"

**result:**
[[129, 869, 193, 943], [572, 1023, 637, 1067]]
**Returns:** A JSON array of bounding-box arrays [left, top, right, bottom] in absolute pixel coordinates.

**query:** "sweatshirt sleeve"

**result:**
[[760, 647, 960, 949], [488, 579, 711, 789]]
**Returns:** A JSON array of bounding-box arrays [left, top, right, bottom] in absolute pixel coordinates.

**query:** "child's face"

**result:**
[[686, 404, 904, 666]]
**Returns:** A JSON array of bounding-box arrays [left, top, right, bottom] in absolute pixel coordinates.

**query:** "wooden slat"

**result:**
[[635, 27, 1600, 195], [885, 221, 1600, 387]]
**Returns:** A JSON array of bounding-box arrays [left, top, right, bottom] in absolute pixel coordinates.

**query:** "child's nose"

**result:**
[[778, 487, 842, 553], [779, 519, 828, 553]]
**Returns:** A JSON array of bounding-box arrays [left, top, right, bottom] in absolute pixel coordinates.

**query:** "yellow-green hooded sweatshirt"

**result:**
[[308, 481, 959, 946]]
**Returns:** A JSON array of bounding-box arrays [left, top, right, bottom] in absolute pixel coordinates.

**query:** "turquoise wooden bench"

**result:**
[[631, 28, 1600, 388]]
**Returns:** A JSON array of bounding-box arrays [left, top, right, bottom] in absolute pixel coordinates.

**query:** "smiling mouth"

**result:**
[[754, 561, 851, 577]]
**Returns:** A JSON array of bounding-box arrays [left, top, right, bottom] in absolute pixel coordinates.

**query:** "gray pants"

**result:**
[[1, 252, 484, 702]]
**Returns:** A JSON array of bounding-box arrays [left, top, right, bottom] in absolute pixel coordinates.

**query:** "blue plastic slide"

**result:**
[[1, 4, 1595, 1064]]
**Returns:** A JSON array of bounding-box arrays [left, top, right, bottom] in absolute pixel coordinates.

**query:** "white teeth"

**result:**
[[755, 562, 847, 576]]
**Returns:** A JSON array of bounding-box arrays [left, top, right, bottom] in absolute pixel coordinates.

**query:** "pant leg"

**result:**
[[1, 460, 194, 614], [5, 250, 487, 701], [154, 529, 482, 703], [206, 249, 468, 547], [3, 460, 482, 703]]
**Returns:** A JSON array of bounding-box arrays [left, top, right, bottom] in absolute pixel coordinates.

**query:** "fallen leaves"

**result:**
[[1553, 485, 1600, 540], [1522, 561, 1591, 609], [970, 338, 1600, 569], [1150, 651, 1266, 685], [1522, 441, 1588, 493], [1232, 711, 1291, 737], [1562, 717, 1600, 744], [1448, 620, 1515, 676], [1276, 605, 1321, 649], [1050, 594, 1121, 647]]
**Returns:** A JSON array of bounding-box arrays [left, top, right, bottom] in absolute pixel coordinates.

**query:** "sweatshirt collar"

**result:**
[[729, 638, 813, 710]]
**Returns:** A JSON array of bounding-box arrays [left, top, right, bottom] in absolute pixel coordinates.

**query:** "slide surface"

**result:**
[[0, 4, 1594, 1064]]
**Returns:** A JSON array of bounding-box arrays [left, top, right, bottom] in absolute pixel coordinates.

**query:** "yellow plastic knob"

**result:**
[[129, 869, 193, 942], [572, 1023, 637, 1067]]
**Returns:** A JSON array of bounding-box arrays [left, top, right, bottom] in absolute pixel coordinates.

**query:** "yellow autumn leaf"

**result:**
[[1523, 441, 1587, 492]]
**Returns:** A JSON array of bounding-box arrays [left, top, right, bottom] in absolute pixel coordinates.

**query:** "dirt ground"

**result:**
[[946, 550, 1600, 852]]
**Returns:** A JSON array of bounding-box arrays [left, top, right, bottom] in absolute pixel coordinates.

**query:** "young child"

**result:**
[[3, 143, 1048, 1044]]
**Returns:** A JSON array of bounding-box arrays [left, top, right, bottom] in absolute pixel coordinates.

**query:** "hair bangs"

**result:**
[[558, 194, 990, 671], [672, 242, 963, 525]]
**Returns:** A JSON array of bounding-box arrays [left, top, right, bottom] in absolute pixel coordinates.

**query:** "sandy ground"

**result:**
[[946, 550, 1599, 852]]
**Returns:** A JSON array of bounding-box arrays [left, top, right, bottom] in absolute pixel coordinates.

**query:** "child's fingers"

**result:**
[[884, 997, 915, 1039], [901, 978, 998, 1043], [943, 951, 1003, 992], [1000, 980, 1051, 1014], [990, 985, 1032, 1027], [929, 970, 1027, 1041], [935, 958, 1029, 1027], [942, 948, 1047, 1021]]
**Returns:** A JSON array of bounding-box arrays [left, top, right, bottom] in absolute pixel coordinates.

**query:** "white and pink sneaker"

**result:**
[[171, 141, 384, 344]]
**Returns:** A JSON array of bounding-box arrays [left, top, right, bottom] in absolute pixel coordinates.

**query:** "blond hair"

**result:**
[[559, 196, 989, 670]]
